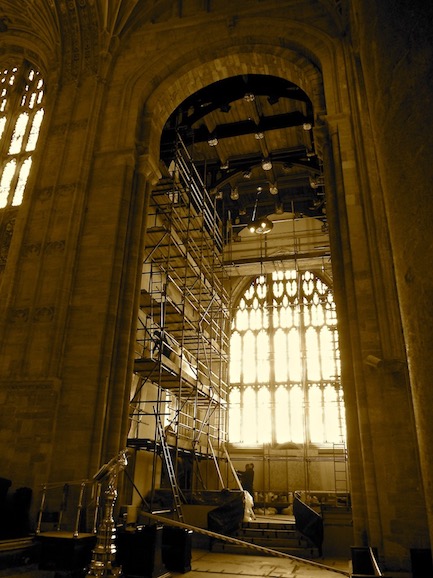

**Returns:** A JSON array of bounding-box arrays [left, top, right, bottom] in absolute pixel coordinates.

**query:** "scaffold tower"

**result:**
[[128, 134, 230, 511]]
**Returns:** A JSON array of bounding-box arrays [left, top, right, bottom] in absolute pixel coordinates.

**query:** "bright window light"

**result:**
[[0, 62, 45, 208], [229, 269, 345, 446]]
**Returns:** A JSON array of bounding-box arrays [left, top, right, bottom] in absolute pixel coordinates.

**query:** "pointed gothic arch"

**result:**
[[229, 268, 345, 447]]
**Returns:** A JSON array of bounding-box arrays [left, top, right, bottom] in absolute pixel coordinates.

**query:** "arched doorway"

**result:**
[[128, 62, 348, 517]]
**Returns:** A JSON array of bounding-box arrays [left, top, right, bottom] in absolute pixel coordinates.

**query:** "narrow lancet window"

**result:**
[[0, 62, 45, 208]]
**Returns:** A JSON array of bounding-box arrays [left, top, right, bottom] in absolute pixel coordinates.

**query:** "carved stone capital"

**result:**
[[33, 306, 55, 322], [136, 154, 162, 183], [23, 243, 42, 258], [45, 240, 66, 254], [36, 187, 54, 202], [9, 308, 30, 323]]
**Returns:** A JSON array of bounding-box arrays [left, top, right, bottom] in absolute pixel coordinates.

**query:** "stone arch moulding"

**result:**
[[99, 10, 347, 160], [135, 48, 328, 169], [124, 40, 344, 318], [0, 45, 49, 80]]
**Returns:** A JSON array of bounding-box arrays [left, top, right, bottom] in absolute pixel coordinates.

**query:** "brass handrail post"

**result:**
[[86, 449, 129, 578]]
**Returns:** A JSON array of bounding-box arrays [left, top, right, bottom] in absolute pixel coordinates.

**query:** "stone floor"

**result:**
[[178, 549, 351, 577], [0, 549, 351, 578]]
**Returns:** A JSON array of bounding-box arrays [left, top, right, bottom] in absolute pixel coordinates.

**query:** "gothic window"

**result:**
[[0, 62, 45, 208], [229, 270, 345, 446]]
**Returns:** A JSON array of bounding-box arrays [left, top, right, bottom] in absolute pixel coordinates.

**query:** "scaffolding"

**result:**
[[129, 134, 230, 509]]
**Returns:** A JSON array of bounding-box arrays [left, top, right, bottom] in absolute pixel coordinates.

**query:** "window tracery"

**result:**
[[229, 270, 345, 446], [0, 62, 45, 208]]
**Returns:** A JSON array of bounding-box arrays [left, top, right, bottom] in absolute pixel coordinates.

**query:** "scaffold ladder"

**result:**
[[333, 442, 349, 497], [155, 414, 184, 522]]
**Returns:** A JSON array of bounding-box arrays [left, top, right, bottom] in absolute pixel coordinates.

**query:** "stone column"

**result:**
[[320, 99, 429, 569], [351, 0, 433, 549], [94, 152, 161, 470]]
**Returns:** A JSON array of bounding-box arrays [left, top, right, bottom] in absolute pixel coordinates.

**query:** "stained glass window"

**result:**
[[0, 62, 45, 208], [229, 270, 345, 446]]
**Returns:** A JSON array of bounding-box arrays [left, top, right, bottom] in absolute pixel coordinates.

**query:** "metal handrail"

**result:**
[[36, 479, 101, 536], [369, 547, 384, 576]]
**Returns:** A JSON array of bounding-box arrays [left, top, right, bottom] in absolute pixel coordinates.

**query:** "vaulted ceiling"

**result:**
[[0, 1, 331, 255]]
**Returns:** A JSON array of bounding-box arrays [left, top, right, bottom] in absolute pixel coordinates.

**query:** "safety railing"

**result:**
[[36, 479, 101, 537]]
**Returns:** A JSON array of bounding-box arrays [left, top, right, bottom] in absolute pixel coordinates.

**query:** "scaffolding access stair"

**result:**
[[155, 415, 184, 522], [211, 516, 321, 558]]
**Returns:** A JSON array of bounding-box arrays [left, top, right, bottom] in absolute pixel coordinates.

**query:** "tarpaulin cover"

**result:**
[[207, 490, 245, 536], [293, 494, 323, 556]]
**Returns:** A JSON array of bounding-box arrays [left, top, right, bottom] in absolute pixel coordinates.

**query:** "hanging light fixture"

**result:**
[[244, 93, 255, 102], [249, 217, 274, 234], [261, 157, 272, 171], [248, 186, 274, 234], [230, 187, 239, 200]]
